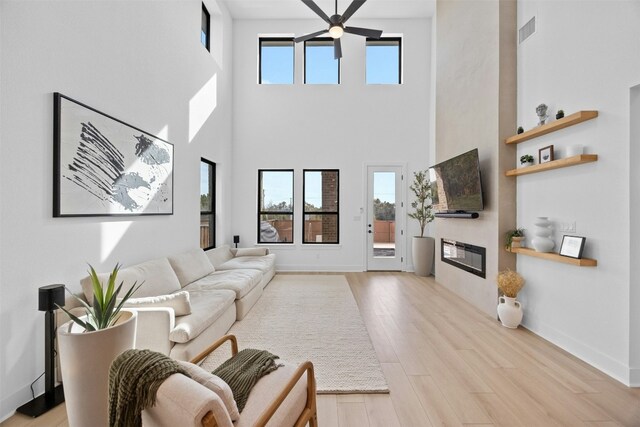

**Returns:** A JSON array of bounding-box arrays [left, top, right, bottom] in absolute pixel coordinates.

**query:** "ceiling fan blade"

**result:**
[[301, 0, 331, 23], [344, 26, 383, 39], [334, 38, 342, 59], [294, 29, 329, 43], [340, 0, 366, 23]]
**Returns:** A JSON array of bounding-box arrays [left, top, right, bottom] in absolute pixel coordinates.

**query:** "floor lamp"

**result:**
[[17, 284, 66, 417]]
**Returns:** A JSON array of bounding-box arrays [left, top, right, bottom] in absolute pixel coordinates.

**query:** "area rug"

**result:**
[[200, 274, 389, 394]]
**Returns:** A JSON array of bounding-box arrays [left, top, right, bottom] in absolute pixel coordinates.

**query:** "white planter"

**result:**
[[412, 236, 435, 276], [58, 310, 137, 427], [497, 296, 523, 328]]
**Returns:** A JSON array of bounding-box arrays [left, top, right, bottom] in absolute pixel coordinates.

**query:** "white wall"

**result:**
[[231, 18, 432, 271], [516, 0, 640, 385], [0, 0, 234, 419], [631, 84, 640, 385]]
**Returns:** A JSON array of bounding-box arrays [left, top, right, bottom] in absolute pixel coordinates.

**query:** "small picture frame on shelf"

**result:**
[[539, 145, 554, 164], [559, 235, 586, 259]]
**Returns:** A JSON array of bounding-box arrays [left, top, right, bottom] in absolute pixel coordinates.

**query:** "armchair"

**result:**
[[142, 335, 318, 427]]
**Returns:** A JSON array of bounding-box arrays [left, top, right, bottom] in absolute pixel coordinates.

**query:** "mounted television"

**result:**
[[428, 148, 484, 213]]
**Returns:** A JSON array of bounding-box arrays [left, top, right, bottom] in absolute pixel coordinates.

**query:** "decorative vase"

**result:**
[[412, 236, 435, 276], [497, 296, 523, 328], [58, 310, 137, 427], [521, 161, 533, 168], [510, 236, 524, 249], [531, 216, 554, 252]]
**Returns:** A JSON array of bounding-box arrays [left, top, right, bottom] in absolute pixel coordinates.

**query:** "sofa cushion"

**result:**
[[121, 291, 191, 316], [177, 361, 240, 421], [169, 290, 235, 343], [205, 245, 234, 269], [217, 254, 276, 275], [232, 248, 269, 257], [234, 361, 308, 427], [80, 258, 181, 304], [168, 249, 215, 288], [184, 270, 262, 300]]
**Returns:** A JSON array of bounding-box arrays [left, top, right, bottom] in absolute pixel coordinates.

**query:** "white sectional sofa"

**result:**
[[69, 245, 275, 361]]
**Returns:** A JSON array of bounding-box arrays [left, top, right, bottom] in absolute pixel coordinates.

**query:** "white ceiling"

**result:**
[[220, 0, 435, 20]]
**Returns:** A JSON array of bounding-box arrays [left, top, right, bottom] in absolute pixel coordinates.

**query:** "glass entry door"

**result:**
[[366, 165, 403, 271]]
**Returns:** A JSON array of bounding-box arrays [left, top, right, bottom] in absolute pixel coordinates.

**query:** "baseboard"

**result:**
[[276, 265, 364, 272], [630, 368, 640, 387], [1, 382, 37, 422], [522, 317, 632, 386]]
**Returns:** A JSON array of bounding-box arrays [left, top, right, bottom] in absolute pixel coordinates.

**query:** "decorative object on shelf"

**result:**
[[565, 144, 585, 157], [531, 216, 555, 252], [57, 264, 142, 427], [536, 103, 549, 126], [556, 109, 565, 119], [496, 269, 525, 329], [54, 93, 174, 217], [505, 228, 526, 250], [505, 111, 598, 145], [517, 126, 524, 134], [520, 154, 534, 166], [408, 170, 435, 276], [559, 235, 586, 259], [538, 144, 554, 164]]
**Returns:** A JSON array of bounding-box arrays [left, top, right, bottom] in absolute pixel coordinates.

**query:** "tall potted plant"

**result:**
[[408, 170, 435, 276], [57, 263, 141, 427]]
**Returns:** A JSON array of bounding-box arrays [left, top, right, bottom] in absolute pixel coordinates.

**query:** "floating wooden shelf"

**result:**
[[509, 247, 597, 266], [505, 154, 598, 177], [505, 110, 599, 145]]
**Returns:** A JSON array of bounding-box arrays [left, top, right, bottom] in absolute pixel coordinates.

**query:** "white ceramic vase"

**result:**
[[531, 216, 554, 252], [58, 310, 137, 427], [412, 236, 435, 276], [497, 296, 523, 328]]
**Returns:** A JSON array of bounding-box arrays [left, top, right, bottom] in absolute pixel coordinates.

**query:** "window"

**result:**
[[200, 159, 215, 249], [259, 38, 294, 84], [303, 170, 339, 244], [366, 37, 401, 84], [201, 3, 210, 51], [258, 170, 294, 243], [304, 38, 340, 84]]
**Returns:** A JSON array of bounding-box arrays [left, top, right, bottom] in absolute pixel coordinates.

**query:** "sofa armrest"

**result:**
[[142, 373, 233, 427], [129, 307, 175, 355]]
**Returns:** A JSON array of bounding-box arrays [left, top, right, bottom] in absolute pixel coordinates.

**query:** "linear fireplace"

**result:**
[[441, 239, 486, 278]]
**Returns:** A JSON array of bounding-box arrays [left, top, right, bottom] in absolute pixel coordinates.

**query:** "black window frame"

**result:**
[[257, 169, 295, 244], [201, 3, 211, 52], [304, 37, 341, 85], [200, 158, 215, 250], [365, 36, 402, 85], [302, 169, 340, 244], [258, 37, 295, 85]]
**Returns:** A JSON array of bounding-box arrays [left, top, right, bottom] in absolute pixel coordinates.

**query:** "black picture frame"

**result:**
[[539, 144, 555, 164], [53, 93, 174, 217], [559, 235, 586, 259]]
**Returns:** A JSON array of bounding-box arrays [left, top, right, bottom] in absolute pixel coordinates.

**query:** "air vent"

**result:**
[[519, 16, 536, 44]]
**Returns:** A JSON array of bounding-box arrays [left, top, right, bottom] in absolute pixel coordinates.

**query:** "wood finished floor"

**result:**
[[3, 272, 640, 426]]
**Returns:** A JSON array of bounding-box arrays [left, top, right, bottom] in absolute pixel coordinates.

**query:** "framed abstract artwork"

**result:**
[[53, 93, 174, 217]]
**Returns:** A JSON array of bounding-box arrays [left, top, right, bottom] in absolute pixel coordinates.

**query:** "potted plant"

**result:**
[[408, 170, 435, 276], [496, 270, 525, 328], [57, 264, 142, 427], [517, 126, 524, 134], [556, 109, 565, 119], [520, 155, 534, 167], [505, 228, 525, 250]]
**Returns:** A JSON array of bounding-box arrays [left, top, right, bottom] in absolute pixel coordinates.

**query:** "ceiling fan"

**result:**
[[294, 0, 383, 59]]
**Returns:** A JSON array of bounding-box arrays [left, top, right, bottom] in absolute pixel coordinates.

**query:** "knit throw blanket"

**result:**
[[108, 349, 189, 427], [213, 348, 281, 412]]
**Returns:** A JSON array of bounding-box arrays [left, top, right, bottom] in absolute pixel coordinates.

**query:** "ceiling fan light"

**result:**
[[329, 25, 344, 39]]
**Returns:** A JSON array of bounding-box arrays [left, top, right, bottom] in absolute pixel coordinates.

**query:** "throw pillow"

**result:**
[[120, 291, 192, 316], [177, 361, 240, 421], [234, 248, 268, 257], [168, 249, 215, 288]]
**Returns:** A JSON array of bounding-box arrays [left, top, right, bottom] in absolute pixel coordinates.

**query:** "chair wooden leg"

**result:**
[[308, 412, 318, 427]]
